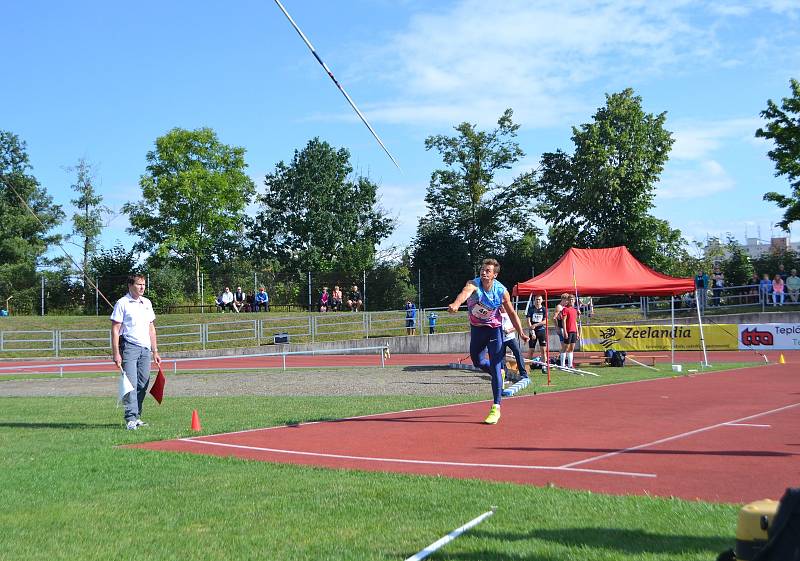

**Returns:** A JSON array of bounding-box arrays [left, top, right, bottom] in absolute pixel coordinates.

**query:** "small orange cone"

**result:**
[[191, 409, 202, 431], [779, 353, 786, 364]]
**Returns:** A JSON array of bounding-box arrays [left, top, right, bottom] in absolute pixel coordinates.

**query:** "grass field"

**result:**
[[0, 363, 750, 561]]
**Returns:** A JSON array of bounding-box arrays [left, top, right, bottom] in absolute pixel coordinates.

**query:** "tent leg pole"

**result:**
[[695, 289, 710, 367], [670, 295, 675, 366]]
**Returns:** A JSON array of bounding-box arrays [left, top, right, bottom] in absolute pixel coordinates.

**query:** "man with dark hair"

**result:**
[[347, 285, 363, 312], [111, 274, 161, 430], [526, 294, 548, 365], [448, 258, 528, 425]]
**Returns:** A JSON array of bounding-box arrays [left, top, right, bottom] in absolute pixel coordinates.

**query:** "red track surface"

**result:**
[[135, 362, 800, 504]]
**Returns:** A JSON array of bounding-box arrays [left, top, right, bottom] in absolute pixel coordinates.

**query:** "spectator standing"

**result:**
[[404, 299, 416, 335], [759, 273, 772, 306], [501, 310, 528, 383], [253, 286, 269, 312], [319, 287, 330, 312], [748, 273, 760, 304], [428, 311, 438, 334], [525, 294, 548, 365], [232, 286, 247, 313], [777, 263, 789, 281], [110, 274, 161, 431], [347, 285, 363, 312], [711, 267, 725, 307], [331, 285, 343, 312], [786, 269, 800, 303], [772, 274, 785, 306], [694, 270, 709, 311], [555, 294, 580, 369], [553, 294, 569, 366]]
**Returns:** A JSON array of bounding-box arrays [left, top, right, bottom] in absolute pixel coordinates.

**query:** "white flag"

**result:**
[[117, 370, 134, 405]]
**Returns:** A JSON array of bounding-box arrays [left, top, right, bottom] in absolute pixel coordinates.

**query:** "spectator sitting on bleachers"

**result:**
[[233, 286, 248, 313], [348, 285, 363, 312], [219, 286, 234, 312], [331, 285, 343, 311], [254, 286, 269, 312], [319, 287, 329, 312]]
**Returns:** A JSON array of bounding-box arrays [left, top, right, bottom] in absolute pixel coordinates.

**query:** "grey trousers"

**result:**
[[120, 338, 151, 422]]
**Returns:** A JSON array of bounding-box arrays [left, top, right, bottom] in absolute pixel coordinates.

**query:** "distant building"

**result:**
[[704, 236, 800, 261], [743, 237, 800, 258]]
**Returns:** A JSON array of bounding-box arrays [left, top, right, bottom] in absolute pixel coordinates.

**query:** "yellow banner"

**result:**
[[581, 324, 738, 351]]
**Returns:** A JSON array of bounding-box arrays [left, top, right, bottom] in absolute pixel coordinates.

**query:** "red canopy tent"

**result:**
[[513, 246, 694, 297], [512, 246, 706, 367]]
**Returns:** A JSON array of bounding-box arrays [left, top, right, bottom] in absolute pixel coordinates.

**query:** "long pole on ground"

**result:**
[[404, 508, 496, 561]]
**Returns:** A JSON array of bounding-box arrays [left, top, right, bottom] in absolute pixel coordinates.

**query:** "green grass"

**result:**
[[0, 364, 752, 561]]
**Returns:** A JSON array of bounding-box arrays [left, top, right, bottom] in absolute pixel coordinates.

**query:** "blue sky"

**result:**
[[2, 0, 799, 263]]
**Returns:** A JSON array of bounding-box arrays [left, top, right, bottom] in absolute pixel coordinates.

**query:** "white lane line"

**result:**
[[725, 423, 771, 427], [559, 402, 800, 469], [177, 438, 656, 478]]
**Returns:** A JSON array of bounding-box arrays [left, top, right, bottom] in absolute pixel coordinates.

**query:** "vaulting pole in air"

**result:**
[[273, 0, 401, 169]]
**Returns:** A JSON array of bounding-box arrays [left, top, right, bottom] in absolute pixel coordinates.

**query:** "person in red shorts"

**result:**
[[557, 294, 580, 369]]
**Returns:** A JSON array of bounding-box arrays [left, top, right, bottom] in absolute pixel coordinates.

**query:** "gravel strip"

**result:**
[[0, 366, 495, 398]]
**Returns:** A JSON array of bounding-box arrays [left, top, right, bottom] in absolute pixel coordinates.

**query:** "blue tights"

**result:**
[[470, 325, 504, 405]]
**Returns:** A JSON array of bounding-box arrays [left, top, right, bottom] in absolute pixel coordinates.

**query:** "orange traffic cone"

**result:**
[[779, 353, 786, 364], [191, 409, 202, 431]]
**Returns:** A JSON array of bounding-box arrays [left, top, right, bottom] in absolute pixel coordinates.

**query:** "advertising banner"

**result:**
[[581, 324, 739, 351], [738, 323, 800, 351]]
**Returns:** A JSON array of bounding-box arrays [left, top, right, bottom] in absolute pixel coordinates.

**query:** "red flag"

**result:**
[[149, 366, 166, 404]]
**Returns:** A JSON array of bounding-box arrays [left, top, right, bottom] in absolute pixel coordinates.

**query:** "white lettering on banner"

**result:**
[[738, 323, 800, 350]]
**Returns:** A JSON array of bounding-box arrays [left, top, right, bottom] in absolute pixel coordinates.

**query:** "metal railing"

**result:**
[[0, 309, 466, 358]]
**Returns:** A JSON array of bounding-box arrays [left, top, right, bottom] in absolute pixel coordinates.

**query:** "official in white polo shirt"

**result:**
[[111, 274, 161, 430]]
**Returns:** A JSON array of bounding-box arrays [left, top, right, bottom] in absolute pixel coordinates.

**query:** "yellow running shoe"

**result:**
[[484, 404, 501, 425]]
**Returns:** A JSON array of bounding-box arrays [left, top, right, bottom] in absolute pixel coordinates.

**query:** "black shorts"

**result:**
[[405, 319, 415, 328], [528, 330, 547, 349], [565, 332, 578, 344]]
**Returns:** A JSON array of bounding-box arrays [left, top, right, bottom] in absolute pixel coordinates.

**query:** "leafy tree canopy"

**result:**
[[0, 130, 64, 309], [123, 127, 255, 297], [536, 89, 683, 268], [251, 137, 395, 275], [757, 78, 800, 231], [422, 109, 538, 273]]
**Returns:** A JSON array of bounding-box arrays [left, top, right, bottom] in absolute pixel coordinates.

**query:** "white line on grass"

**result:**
[[559, 402, 800, 469], [177, 438, 656, 478]]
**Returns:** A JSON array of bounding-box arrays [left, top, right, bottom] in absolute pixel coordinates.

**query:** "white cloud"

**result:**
[[657, 159, 735, 200], [354, 0, 714, 127], [670, 118, 762, 160]]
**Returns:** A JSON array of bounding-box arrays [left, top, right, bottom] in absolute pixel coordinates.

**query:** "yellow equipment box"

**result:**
[[735, 499, 779, 561]]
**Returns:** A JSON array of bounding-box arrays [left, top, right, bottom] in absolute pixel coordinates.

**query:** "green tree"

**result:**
[[411, 221, 472, 308], [721, 236, 755, 287], [90, 244, 140, 312], [536, 89, 683, 268], [124, 128, 255, 298], [756, 78, 800, 230], [65, 158, 110, 303], [421, 109, 536, 273], [251, 138, 395, 275], [0, 131, 64, 314]]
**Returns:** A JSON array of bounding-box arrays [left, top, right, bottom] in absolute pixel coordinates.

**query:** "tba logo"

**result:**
[[740, 328, 773, 347]]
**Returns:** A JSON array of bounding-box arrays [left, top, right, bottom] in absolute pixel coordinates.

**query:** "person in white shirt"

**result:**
[[110, 274, 161, 430], [219, 286, 234, 312]]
